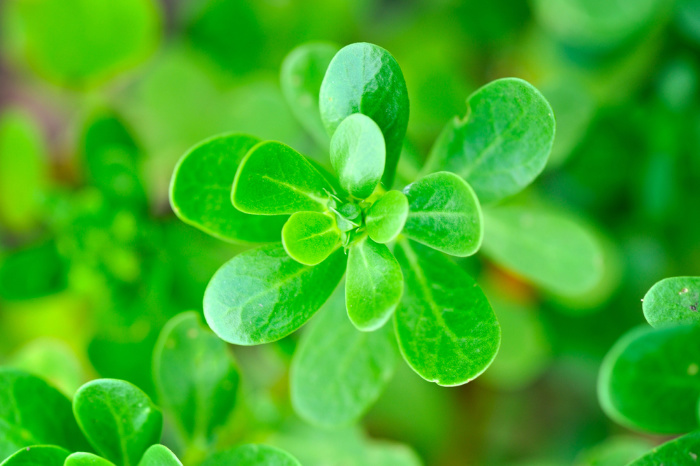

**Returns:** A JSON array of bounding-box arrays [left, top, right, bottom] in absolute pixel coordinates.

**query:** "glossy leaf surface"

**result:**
[[137, 445, 182, 466], [365, 191, 409, 244], [643, 276, 700, 327], [65, 452, 115, 465], [201, 444, 300, 466], [629, 430, 700, 465], [282, 212, 341, 266], [0, 445, 69, 466]]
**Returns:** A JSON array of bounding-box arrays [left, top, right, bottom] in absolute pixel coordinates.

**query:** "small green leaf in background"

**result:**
[[204, 244, 346, 345], [346, 237, 403, 331], [423, 78, 555, 204], [330, 113, 385, 199], [0, 445, 70, 466], [642, 276, 700, 327], [137, 445, 182, 466], [0, 240, 66, 300], [482, 205, 604, 296], [170, 134, 287, 243], [201, 444, 300, 466], [233, 141, 333, 215], [153, 312, 239, 447], [291, 289, 398, 427], [629, 430, 700, 465], [0, 369, 88, 460], [73, 379, 163, 466], [575, 436, 654, 466], [282, 212, 341, 266], [403, 171, 482, 257], [8, 338, 84, 396], [65, 452, 115, 465], [598, 325, 700, 434], [281, 42, 339, 148], [320, 42, 409, 188], [365, 190, 409, 244], [394, 241, 500, 386]]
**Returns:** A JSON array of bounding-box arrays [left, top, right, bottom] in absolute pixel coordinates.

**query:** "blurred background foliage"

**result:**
[[0, 0, 699, 464]]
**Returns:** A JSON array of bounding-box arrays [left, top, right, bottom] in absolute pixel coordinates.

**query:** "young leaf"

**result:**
[[598, 325, 700, 434], [153, 312, 239, 447], [330, 113, 385, 199], [0, 445, 70, 466], [394, 240, 500, 386], [73, 379, 163, 466], [642, 277, 700, 327], [280, 42, 339, 148], [282, 212, 342, 266], [628, 430, 700, 465], [291, 289, 398, 427], [65, 452, 116, 465], [365, 191, 409, 244], [201, 444, 300, 466], [137, 445, 182, 466], [320, 43, 409, 188], [402, 172, 483, 257], [0, 369, 88, 459], [481, 205, 604, 296], [346, 237, 403, 331], [423, 78, 555, 204], [170, 134, 287, 243], [204, 244, 346, 345], [232, 141, 333, 215]]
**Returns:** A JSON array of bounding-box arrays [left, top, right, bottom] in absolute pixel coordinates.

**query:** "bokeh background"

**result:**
[[1, 0, 699, 464]]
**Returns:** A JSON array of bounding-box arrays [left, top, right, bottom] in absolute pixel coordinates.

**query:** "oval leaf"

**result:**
[[403, 171, 483, 257], [170, 134, 287, 243], [73, 379, 163, 466], [153, 312, 239, 447], [232, 141, 333, 215], [629, 430, 700, 465], [1, 445, 69, 466], [65, 452, 116, 465], [204, 244, 347, 345], [423, 78, 555, 204], [394, 240, 501, 386], [598, 325, 700, 434], [330, 113, 385, 199], [320, 43, 409, 188], [643, 277, 700, 327], [137, 445, 182, 466], [365, 190, 408, 244], [346, 237, 403, 331], [282, 212, 341, 266], [201, 444, 300, 466]]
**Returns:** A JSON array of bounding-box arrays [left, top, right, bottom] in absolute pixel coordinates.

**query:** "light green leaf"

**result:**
[[282, 212, 341, 266], [280, 42, 339, 148], [291, 289, 398, 427], [346, 237, 403, 331], [73, 379, 163, 466], [9, 338, 84, 397], [598, 325, 700, 434], [137, 445, 182, 466], [152, 312, 239, 447], [365, 191, 409, 244], [0, 369, 89, 460], [201, 444, 300, 466], [575, 436, 653, 466], [320, 42, 409, 187], [330, 113, 385, 199], [394, 240, 500, 386], [481, 205, 604, 296], [423, 78, 555, 204], [232, 141, 333, 215], [0, 445, 69, 466], [170, 134, 287, 243], [629, 430, 700, 465], [403, 172, 482, 257], [642, 277, 700, 327], [65, 452, 115, 465], [203, 244, 346, 345]]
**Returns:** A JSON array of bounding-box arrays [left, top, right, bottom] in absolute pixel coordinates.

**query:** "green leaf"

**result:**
[[629, 430, 700, 465], [9, 339, 84, 397], [393, 240, 500, 386], [152, 312, 239, 447], [73, 379, 163, 466], [0, 240, 66, 300], [65, 452, 116, 465], [365, 191, 409, 244], [320, 42, 409, 188], [137, 445, 182, 466], [0, 445, 70, 466], [291, 288, 398, 427], [422, 78, 555, 204], [282, 212, 341, 266], [598, 325, 700, 434], [481, 205, 604, 296], [170, 134, 287, 243], [204, 244, 347, 345], [330, 113, 385, 199], [346, 237, 403, 331], [232, 141, 333, 215], [575, 436, 654, 466], [201, 444, 300, 466], [0, 369, 88, 460], [280, 42, 339, 148], [642, 277, 700, 327], [402, 172, 483, 257]]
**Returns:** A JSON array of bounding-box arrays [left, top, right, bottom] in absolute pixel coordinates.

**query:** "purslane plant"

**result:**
[[170, 42, 555, 426]]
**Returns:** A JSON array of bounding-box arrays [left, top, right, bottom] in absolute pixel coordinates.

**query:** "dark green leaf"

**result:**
[[365, 191, 409, 244], [65, 452, 115, 465], [643, 277, 700, 327], [0, 240, 67, 300], [137, 445, 182, 466], [201, 444, 300, 466], [629, 430, 700, 465], [0, 445, 69, 466], [282, 212, 341, 266]]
